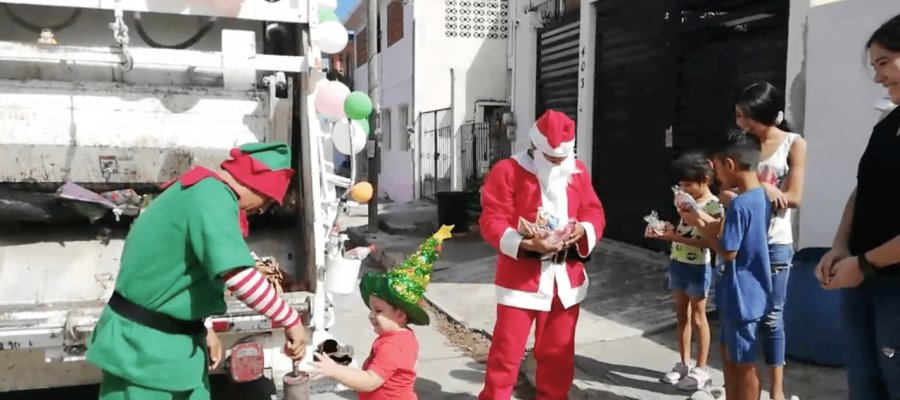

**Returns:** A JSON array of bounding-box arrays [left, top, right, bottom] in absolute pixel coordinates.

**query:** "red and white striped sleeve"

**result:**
[[222, 268, 301, 328]]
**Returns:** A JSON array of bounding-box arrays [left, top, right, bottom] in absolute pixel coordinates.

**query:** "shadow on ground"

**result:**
[[574, 355, 685, 397], [643, 318, 848, 399]]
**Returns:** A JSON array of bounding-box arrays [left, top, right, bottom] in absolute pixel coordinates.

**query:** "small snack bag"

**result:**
[[672, 185, 699, 212]]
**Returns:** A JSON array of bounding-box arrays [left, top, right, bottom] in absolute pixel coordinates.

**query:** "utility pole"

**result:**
[[366, 0, 380, 233]]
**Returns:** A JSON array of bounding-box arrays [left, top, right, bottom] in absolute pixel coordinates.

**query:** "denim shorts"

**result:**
[[720, 314, 762, 364], [667, 260, 713, 299]]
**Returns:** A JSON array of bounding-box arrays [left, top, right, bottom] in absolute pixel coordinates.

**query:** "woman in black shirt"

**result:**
[[816, 14, 900, 400]]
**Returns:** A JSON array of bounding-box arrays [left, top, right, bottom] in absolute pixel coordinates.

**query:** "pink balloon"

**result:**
[[315, 80, 350, 119]]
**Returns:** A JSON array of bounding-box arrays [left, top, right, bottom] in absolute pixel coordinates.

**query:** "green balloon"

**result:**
[[354, 118, 369, 135], [318, 7, 339, 23], [344, 92, 373, 120]]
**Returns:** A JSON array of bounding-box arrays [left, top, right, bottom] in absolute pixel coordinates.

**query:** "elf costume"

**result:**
[[86, 142, 301, 400], [478, 110, 606, 399]]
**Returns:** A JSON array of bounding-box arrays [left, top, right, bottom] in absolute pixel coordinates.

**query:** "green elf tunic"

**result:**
[[87, 142, 294, 400]]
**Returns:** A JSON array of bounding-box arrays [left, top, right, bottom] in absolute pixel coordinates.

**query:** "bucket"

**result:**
[[324, 256, 362, 295], [436, 191, 471, 231], [784, 247, 845, 366]]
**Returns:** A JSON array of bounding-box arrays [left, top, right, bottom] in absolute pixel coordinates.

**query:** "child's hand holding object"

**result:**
[[643, 210, 674, 239]]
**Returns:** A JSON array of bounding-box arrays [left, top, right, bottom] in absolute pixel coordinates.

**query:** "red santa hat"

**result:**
[[529, 109, 576, 157]]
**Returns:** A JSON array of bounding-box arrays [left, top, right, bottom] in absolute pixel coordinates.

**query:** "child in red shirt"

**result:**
[[312, 226, 454, 400], [312, 294, 420, 399]]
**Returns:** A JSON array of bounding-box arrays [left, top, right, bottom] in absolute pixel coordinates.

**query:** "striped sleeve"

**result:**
[[222, 268, 301, 328]]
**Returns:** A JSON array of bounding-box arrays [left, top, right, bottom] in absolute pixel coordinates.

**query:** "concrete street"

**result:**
[[0, 201, 849, 400], [352, 201, 849, 400]]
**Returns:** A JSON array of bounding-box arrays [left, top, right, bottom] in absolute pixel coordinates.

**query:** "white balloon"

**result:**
[[317, 0, 338, 8], [332, 119, 367, 155], [315, 79, 350, 118], [313, 21, 349, 54]]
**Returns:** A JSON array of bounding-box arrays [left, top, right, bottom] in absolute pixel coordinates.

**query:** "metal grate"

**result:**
[[535, 13, 580, 123], [419, 108, 453, 200], [590, 0, 788, 248]]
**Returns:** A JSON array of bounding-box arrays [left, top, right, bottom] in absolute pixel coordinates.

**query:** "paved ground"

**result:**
[[0, 200, 849, 400], [354, 201, 850, 400]]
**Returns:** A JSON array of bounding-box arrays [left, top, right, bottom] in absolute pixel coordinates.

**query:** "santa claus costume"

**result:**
[[478, 110, 606, 399]]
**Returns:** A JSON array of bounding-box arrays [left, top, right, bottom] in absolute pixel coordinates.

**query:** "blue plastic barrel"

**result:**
[[784, 247, 845, 367]]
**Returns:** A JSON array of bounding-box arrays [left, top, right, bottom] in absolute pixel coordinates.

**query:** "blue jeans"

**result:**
[[762, 244, 794, 366], [841, 285, 900, 399], [668, 260, 713, 299]]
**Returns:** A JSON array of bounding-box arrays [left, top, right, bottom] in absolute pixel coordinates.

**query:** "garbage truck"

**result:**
[[0, 0, 359, 395]]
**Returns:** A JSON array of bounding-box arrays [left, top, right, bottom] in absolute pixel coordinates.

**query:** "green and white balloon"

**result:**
[[344, 92, 373, 120], [313, 7, 348, 54]]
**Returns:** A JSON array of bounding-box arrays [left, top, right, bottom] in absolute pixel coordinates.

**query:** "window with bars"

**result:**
[[395, 105, 410, 151], [381, 108, 392, 150], [387, 0, 404, 46]]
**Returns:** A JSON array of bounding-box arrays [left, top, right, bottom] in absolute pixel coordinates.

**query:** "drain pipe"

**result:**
[[449, 68, 459, 191]]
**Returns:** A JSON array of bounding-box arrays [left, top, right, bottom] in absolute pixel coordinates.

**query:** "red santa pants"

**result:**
[[479, 290, 580, 400]]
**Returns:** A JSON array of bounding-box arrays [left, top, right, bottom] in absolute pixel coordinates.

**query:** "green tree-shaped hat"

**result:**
[[359, 225, 454, 325]]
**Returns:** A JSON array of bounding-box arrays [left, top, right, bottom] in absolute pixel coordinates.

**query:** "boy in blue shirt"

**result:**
[[680, 130, 772, 400]]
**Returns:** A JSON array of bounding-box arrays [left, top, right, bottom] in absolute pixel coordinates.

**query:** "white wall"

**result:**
[[377, 1, 414, 202], [510, 5, 541, 154], [509, 1, 595, 170], [795, 0, 900, 248], [349, 0, 414, 202], [413, 0, 509, 192]]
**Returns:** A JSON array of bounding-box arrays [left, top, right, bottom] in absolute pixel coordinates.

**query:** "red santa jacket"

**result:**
[[479, 153, 606, 311]]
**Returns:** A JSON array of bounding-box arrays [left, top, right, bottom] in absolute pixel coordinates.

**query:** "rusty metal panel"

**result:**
[[0, 79, 272, 184]]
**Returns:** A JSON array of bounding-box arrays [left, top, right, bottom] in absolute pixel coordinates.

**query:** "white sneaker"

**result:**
[[677, 367, 712, 391], [661, 362, 690, 384]]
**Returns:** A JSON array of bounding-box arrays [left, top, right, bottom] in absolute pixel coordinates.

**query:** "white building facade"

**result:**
[[344, 0, 510, 202]]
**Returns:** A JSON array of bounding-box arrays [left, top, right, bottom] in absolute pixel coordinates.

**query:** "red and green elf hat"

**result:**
[[220, 142, 294, 204]]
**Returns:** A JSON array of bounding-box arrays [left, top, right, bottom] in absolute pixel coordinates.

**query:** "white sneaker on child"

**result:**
[[676, 366, 711, 391], [661, 362, 690, 384]]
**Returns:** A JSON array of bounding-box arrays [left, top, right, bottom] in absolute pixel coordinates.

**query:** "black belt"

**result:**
[[524, 249, 592, 264], [107, 291, 206, 336]]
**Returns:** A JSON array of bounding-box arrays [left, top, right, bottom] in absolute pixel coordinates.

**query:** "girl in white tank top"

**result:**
[[757, 132, 803, 245], [733, 82, 807, 400]]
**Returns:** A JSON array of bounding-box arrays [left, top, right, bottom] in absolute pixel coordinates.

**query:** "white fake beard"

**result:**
[[533, 151, 579, 201]]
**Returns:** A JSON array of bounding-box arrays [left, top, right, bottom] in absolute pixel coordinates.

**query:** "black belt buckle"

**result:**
[[107, 291, 206, 336], [550, 248, 568, 264]]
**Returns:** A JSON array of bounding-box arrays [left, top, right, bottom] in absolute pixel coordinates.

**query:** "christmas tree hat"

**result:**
[[359, 225, 454, 326]]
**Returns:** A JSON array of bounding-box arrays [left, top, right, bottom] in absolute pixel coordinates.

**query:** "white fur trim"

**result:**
[[576, 222, 597, 257], [495, 261, 588, 311], [499, 228, 523, 260], [529, 124, 575, 157], [511, 152, 535, 173]]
